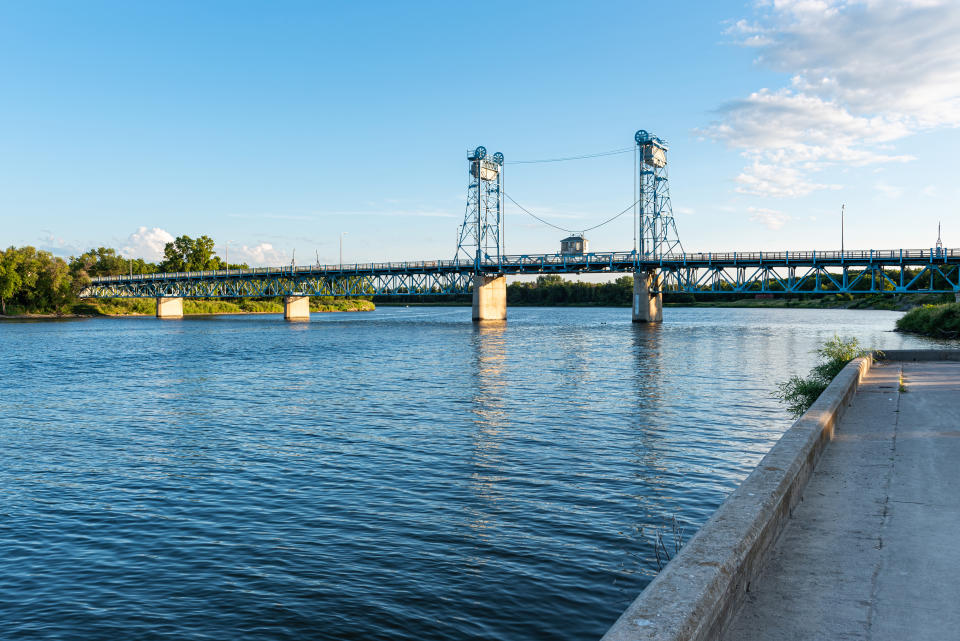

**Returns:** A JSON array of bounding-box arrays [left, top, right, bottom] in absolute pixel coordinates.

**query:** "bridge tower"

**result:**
[[633, 130, 683, 323], [634, 130, 682, 260], [456, 146, 504, 268], [456, 146, 507, 321]]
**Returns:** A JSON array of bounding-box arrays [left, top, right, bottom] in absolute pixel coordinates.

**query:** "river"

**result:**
[[0, 307, 941, 640]]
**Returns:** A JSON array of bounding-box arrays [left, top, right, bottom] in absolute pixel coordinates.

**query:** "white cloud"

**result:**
[[122, 226, 174, 261], [748, 206, 791, 230], [702, 0, 960, 197], [230, 242, 288, 267], [36, 233, 82, 258], [874, 181, 903, 199], [921, 184, 937, 197]]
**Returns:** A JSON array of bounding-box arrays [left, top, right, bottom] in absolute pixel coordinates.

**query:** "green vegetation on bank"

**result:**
[[0, 236, 244, 316], [76, 297, 374, 316], [895, 302, 960, 338], [775, 336, 872, 418], [668, 292, 956, 310], [1, 237, 374, 317]]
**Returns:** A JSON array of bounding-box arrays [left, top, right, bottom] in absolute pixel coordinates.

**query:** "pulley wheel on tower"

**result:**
[[474, 146, 487, 160], [493, 151, 504, 165]]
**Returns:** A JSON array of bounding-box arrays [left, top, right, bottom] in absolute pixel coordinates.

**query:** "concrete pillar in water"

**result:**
[[955, 290, 960, 303], [632, 271, 663, 323], [472, 275, 507, 322], [156, 297, 183, 319], [284, 295, 310, 321]]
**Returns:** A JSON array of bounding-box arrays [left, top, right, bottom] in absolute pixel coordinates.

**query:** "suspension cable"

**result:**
[[503, 192, 640, 235], [505, 147, 634, 164]]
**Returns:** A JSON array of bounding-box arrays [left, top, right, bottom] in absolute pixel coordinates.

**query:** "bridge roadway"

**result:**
[[80, 248, 960, 321]]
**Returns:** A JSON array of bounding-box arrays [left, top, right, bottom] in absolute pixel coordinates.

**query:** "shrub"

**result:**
[[775, 335, 871, 418], [896, 302, 960, 338]]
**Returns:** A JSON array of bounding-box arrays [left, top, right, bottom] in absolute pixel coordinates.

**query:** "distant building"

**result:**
[[560, 235, 588, 256]]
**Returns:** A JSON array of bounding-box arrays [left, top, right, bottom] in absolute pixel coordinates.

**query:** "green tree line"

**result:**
[[1, 235, 245, 315]]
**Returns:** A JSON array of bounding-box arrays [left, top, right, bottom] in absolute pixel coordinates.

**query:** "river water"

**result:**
[[0, 307, 940, 640]]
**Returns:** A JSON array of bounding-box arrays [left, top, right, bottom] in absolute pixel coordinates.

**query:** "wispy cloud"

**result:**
[[748, 206, 790, 230], [36, 233, 82, 258], [228, 209, 460, 220], [874, 181, 903, 199], [701, 0, 960, 198], [230, 242, 288, 266]]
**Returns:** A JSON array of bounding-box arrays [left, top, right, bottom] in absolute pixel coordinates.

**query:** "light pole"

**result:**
[[340, 232, 348, 269], [223, 240, 237, 271], [841, 204, 845, 257]]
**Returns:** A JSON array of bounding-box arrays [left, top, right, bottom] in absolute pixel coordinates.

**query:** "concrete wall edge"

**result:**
[[599, 352, 879, 641]]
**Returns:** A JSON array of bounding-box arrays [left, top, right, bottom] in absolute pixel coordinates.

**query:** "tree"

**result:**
[[36, 255, 74, 314], [70, 247, 127, 278], [0, 247, 24, 315], [159, 235, 221, 272]]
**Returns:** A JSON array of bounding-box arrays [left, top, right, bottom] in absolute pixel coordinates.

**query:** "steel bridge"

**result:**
[[82, 248, 960, 299], [78, 130, 960, 320]]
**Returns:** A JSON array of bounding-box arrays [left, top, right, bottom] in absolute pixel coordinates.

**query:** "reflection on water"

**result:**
[[0, 307, 942, 641], [469, 321, 508, 534]]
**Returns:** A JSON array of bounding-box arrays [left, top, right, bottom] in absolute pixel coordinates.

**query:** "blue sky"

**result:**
[[2, 0, 958, 265]]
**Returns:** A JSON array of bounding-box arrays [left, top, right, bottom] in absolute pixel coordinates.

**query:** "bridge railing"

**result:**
[[88, 248, 959, 284]]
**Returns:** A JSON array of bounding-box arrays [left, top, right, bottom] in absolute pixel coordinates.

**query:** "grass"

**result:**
[[72, 297, 375, 316], [895, 301, 960, 338], [775, 335, 873, 418]]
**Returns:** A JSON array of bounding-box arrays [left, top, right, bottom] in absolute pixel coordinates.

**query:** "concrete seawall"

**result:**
[[601, 349, 960, 641]]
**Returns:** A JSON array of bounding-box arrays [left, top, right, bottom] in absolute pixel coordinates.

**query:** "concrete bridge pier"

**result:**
[[284, 295, 310, 321], [632, 270, 663, 323], [156, 297, 183, 319], [472, 275, 507, 322], [955, 290, 959, 303]]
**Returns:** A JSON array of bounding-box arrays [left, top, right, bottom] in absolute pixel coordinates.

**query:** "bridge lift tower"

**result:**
[[456, 145, 507, 321], [456, 146, 504, 268], [634, 130, 682, 260], [633, 130, 683, 323]]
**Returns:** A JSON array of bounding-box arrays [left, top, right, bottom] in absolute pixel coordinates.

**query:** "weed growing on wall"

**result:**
[[775, 335, 872, 418]]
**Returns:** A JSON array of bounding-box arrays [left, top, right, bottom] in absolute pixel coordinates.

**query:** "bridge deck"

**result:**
[[82, 249, 960, 298]]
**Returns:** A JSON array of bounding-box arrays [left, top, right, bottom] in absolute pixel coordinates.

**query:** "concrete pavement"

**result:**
[[721, 360, 960, 641]]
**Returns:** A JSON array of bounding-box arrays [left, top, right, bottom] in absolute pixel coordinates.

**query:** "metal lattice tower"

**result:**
[[456, 145, 504, 269], [634, 130, 683, 260]]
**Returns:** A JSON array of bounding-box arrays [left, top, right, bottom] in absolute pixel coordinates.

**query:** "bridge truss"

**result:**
[[82, 248, 960, 298]]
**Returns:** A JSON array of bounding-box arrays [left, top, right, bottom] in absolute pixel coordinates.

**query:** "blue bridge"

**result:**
[[80, 131, 960, 322], [82, 248, 960, 321]]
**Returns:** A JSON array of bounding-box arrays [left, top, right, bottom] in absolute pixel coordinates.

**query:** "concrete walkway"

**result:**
[[722, 360, 960, 641]]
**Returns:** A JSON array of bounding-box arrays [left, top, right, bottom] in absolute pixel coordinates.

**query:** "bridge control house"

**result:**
[[560, 234, 588, 256]]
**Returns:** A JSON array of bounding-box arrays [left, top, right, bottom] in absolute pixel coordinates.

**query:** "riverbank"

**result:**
[[1, 298, 375, 318], [665, 292, 952, 311], [722, 355, 960, 641], [895, 301, 960, 338], [601, 350, 960, 641]]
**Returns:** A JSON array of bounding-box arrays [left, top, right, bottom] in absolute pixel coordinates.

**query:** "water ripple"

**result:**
[[0, 307, 937, 640]]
